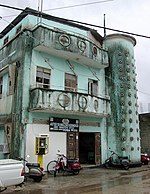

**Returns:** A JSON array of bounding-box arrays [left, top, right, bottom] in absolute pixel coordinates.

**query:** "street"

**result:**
[[3, 165, 150, 194]]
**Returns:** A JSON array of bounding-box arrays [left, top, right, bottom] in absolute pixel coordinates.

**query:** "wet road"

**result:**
[[3, 166, 150, 194]]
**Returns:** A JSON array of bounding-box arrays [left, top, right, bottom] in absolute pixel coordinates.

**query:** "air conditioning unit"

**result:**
[[0, 143, 9, 153]]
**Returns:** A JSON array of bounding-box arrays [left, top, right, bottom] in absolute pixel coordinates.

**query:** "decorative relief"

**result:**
[[127, 76, 130, 81], [125, 52, 129, 57], [92, 45, 98, 56], [94, 100, 99, 111], [130, 128, 133, 132], [121, 102, 125, 106], [127, 84, 131, 89], [57, 93, 70, 108], [78, 95, 88, 110], [129, 118, 132, 123], [118, 52, 122, 56], [131, 147, 134, 151], [121, 118, 125, 123], [122, 137, 126, 141], [129, 110, 132, 114], [59, 34, 71, 47], [77, 40, 86, 52], [130, 137, 134, 141], [128, 101, 132, 106], [122, 127, 125, 131], [120, 93, 124, 97]]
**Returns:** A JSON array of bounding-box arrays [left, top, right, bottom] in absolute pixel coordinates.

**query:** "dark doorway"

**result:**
[[79, 132, 95, 164]]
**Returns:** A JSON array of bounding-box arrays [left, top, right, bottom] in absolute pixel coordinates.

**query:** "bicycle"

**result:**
[[47, 152, 81, 177], [47, 153, 65, 177]]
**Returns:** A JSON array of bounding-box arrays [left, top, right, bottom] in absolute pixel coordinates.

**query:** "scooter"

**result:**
[[104, 150, 130, 170], [17, 156, 44, 182], [47, 152, 81, 177], [64, 157, 81, 175]]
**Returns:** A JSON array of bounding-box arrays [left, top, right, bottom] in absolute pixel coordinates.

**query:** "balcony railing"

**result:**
[[32, 26, 108, 69], [30, 88, 110, 117]]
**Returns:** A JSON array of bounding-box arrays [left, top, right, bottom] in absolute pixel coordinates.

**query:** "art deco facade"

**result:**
[[0, 8, 140, 169]]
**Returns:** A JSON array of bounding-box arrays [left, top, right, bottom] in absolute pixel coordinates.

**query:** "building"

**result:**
[[0, 8, 140, 169], [139, 113, 150, 155]]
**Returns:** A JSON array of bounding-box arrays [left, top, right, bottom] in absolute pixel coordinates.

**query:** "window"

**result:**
[[65, 73, 77, 92], [0, 77, 3, 99], [36, 67, 50, 89], [8, 79, 13, 95], [88, 79, 98, 96], [16, 25, 22, 34], [3, 36, 9, 45]]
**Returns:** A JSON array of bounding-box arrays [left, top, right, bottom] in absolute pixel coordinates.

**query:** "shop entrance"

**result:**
[[79, 132, 101, 164]]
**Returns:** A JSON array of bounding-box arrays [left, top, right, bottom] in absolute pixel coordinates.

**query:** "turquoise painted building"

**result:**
[[0, 8, 140, 169]]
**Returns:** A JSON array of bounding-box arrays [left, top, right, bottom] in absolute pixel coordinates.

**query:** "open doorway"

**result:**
[[79, 132, 95, 164]]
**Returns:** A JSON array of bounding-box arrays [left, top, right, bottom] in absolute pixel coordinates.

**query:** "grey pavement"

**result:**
[[3, 165, 150, 194]]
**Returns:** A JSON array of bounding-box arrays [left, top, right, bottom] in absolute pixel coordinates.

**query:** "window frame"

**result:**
[[36, 67, 51, 89], [65, 73, 77, 92], [88, 79, 98, 96], [0, 77, 3, 99]]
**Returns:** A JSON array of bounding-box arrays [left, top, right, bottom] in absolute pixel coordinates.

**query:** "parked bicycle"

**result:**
[[47, 152, 81, 177]]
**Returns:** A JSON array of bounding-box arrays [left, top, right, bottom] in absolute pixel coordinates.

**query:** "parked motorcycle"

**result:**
[[17, 156, 44, 182], [104, 150, 130, 170], [47, 152, 81, 177]]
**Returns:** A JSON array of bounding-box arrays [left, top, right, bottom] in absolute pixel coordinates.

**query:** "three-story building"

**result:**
[[0, 8, 140, 169]]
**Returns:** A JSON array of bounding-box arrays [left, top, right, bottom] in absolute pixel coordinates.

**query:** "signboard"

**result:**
[[49, 117, 79, 132]]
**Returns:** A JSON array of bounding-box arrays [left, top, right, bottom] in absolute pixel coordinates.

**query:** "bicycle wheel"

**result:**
[[47, 160, 58, 175]]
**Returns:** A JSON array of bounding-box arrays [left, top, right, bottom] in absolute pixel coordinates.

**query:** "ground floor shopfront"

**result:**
[[25, 116, 105, 170]]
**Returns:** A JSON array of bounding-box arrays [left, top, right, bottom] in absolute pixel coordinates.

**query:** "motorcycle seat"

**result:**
[[67, 159, 77, 163], [118, 156, 128, 160], [26, 162, 40, 168]]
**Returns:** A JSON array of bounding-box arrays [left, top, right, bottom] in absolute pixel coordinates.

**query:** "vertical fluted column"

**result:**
[[105, 34, 140, 163]]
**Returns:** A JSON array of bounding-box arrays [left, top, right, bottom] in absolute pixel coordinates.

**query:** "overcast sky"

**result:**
[[0, 0, 150, 113]]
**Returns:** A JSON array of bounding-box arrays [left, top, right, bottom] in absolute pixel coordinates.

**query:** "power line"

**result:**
[[0, 4, 23, 11], [138, 91, 150, 97], [65, 19, 150, 39], [1, 4, 150, 97], [44, 0, 114, 11], [0, 4, 150, 40], [0, 1, 114, 18], [1, 17, 150, 98]]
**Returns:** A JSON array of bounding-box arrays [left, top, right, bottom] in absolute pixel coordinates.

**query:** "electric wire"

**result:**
[[0, 4, 23, 11], [0, 0, 114, 13], [0, 4, 150, 98], [1, 16, 150, 97], [44, 0, 114, 11], [0, 3, 150, 39]]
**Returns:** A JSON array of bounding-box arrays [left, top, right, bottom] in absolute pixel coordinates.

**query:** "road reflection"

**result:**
[[3, 167, 150, 194]]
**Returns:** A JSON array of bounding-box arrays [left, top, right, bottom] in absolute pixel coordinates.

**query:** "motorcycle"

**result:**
[[104, 150, 130, 170], [17, 156, 44, 182], [47, 152, 82, 177]]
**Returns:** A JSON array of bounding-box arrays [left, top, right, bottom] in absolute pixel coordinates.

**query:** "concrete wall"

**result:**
[[140, 114, 150, 155]]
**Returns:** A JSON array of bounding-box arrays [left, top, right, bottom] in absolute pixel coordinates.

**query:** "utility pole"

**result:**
[[104, 14, 106, 39]]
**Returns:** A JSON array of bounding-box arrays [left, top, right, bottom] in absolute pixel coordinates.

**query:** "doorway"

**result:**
[[79, 132, 96, 164]]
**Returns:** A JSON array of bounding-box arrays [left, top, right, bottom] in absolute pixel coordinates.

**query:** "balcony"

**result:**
[[29, 88, 110, 117], [32, 26, 108, 69]]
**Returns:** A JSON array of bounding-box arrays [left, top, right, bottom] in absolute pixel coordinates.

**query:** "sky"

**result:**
[[0, 0, 150, 113]]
